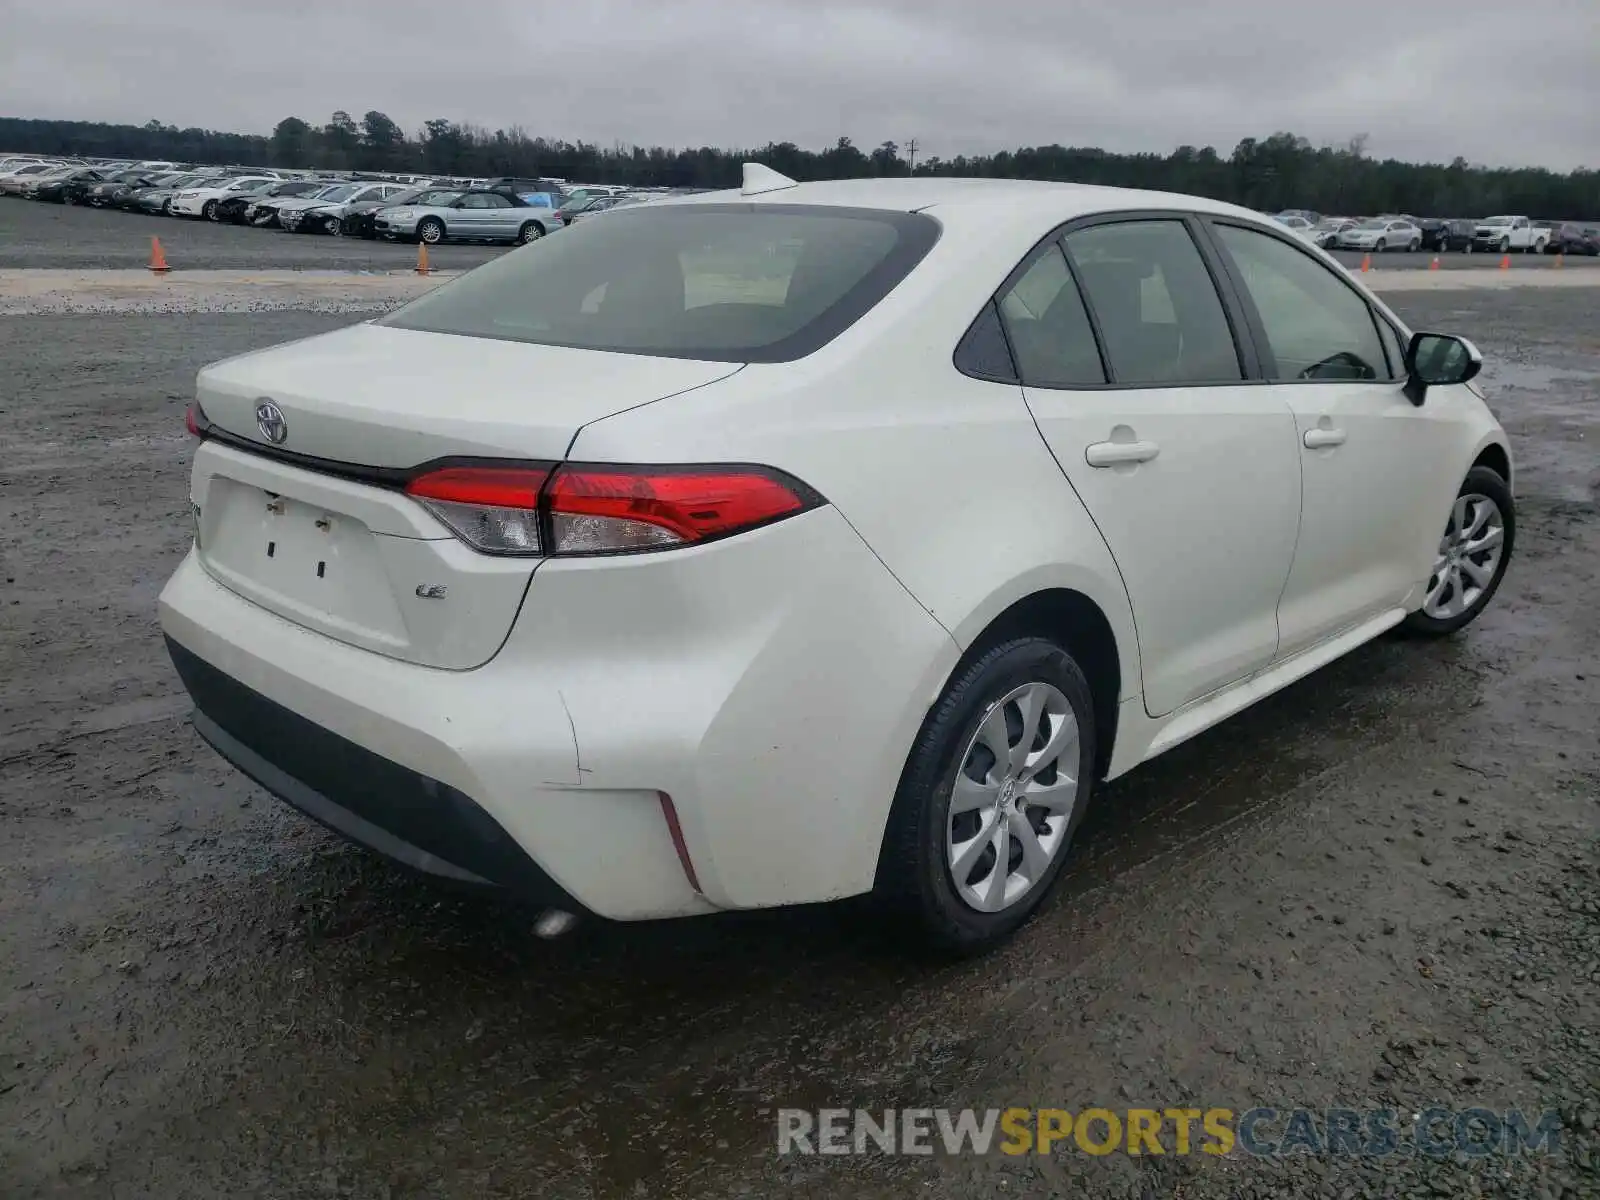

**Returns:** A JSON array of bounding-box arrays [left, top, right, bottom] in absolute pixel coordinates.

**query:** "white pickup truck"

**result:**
[[1471, 216, 1550, 254]]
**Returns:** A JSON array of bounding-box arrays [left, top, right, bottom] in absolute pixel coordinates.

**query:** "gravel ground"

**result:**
[[4, 195, 1600, 275], [0, 287, 1596, 1200]]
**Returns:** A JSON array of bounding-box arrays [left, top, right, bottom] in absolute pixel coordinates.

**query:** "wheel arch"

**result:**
[[1471, 438, 1513, 494], [948, 585, 1130, 781]]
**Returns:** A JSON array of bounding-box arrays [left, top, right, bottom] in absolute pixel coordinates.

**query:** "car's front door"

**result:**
[[1203, 219, 1463, 660], [1011, 216, 1302, 717]]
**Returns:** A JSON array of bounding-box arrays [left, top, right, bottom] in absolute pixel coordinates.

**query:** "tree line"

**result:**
[[3, 114, 1596, 219]]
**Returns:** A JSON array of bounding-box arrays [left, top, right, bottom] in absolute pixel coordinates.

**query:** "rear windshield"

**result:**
[[378, 204, 941, 362]]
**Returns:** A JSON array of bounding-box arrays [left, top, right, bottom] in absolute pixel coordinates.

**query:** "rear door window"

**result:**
[[1062, 220, 1243, 385]]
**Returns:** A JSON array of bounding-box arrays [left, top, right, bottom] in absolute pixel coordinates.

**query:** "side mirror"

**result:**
[[1404, 332, 1482, 405]]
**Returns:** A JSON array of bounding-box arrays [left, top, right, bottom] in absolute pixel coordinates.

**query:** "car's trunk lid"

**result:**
[[191, 323, 741, 668]]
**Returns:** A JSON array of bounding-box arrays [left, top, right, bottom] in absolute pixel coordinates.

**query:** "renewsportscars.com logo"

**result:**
[[776, 1107, 1563, 1159]]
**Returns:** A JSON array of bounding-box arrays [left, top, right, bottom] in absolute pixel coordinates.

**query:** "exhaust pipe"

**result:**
[[533, 909, 579, 939]]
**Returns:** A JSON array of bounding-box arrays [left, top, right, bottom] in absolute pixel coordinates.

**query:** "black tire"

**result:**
[[1375, 238, 1387, 252], [324, 216, 343, 236], [876, 637, 1096, 955], [1408, 237, 1421, 252], [516, 221, 543, 245], [202, 199, 219, 221], [1499, 237, 1510, 253], [417, 217, 445, 244], [1402, 465, 1514, 638]]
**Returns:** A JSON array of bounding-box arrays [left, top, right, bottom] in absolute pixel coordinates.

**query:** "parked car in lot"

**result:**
[[1543, 222, 1599, 255], [74, 170, 152, 208], [1417, 217, 1477, 253], [0, 162, 67, 194], [169, 176, 276, 220], [560, 191, 654, 223], [1338, 217, 1423, 252], [1273, 214, 1318, 242], [339, 185, 446, 239], [124, 174, 211, 214], [8, 164, 78, 197], [244, 181, 350, 229], [1471, 216, 1549, 254], [163, 169, 1512, 952], [221, 179, 332, 225], [1310, 217, 1357, 248], [373, 189, 564, 244], [280, 182, 413, 234], [30, 167, 107, 203]]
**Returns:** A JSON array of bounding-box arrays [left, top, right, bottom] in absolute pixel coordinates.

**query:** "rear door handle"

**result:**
[[1303, 427, 1347, 449], [1085, 440, 1160, 467]]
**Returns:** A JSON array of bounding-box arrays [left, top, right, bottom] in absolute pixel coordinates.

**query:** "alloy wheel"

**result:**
[[946, 681, 1080, 913], [1422, 493, 1506, 621]]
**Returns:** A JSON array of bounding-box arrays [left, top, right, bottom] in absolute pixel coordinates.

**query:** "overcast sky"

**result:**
[[3, 0, 1597, 170]]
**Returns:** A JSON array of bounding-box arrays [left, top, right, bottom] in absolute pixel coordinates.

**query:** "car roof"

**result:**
[[648, 176, 1281, 232]]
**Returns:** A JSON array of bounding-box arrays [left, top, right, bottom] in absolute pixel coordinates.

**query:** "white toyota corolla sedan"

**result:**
[[159, 165, 1513, 952]]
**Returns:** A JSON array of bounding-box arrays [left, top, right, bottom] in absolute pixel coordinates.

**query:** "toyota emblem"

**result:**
[[255, 400, 288, 444]]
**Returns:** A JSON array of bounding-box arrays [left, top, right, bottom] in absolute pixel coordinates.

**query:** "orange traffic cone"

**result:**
[[415, 244, 430, 276], [1499, 254, 1511, 270], [148, 236, 171, 274], [1360, 253, 1371, 273], [1430, 255, 1440, 270]]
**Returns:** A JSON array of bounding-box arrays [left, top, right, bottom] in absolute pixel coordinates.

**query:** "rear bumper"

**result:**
[[169, 635, 578, 908], [158, 498, 956, 919]]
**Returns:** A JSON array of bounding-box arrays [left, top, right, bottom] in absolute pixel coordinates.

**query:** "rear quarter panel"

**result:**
[[568, 219, 1143, 699]]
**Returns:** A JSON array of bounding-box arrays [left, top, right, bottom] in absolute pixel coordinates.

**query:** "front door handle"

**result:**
[[1303, 426, 1347, 449], [1085, 439, 1160, 467]]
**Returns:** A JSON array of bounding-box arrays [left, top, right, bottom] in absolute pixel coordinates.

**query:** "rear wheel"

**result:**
[[417, 217, 445, 245], [1403, 466, 1514, 637], [877, 637, 1096, 954], [516, 221, 544, 245]]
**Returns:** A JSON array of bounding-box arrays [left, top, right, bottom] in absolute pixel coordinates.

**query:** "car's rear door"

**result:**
[[1012, 214, 1302, 718], [1201, 218, 1463, 660]]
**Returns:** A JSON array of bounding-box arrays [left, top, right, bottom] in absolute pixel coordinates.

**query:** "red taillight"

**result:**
[[545, 464, 815, 554], [404, 465, 548, 509], [185, 403, 205, 437], [404, 465, 550, 556], [401, 461, 821, 557]]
